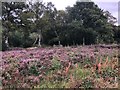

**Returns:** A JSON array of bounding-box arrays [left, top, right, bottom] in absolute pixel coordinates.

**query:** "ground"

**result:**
[[1, 45, 119, 88]]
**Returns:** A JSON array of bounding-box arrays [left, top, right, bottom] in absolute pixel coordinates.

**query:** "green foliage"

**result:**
[[29, 65, 39, 76], [81, 78, 94, 88], [1, 1, 119, 50], [72, 68, 90, 79], [9, 31, 23, 47], [39, 79, 69, 88], [50, 56, 61, 70], [114, 26, 120, 43]]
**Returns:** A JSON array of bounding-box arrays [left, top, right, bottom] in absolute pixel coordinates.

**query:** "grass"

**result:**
[[32, 55, 118, 88]]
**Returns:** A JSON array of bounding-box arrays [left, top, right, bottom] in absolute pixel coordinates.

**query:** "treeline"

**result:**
[[1, 0, 120, 51]]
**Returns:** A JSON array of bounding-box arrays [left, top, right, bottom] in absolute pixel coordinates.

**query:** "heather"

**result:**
[[1, 45, 119, 88], [1, 0, 120, 89]]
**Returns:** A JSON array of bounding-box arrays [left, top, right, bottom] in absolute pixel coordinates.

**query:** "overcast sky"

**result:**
[[43, 0, 119, 25]]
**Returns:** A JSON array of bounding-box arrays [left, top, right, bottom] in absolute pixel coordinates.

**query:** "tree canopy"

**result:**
[[1, 0, 119, 51]]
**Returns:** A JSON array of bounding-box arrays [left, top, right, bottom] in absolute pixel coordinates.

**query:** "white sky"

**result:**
[[43, 0, 119, 25]]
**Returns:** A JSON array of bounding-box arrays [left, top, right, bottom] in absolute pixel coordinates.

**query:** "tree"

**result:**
[[1, 0, 119, 51], [2, 2, 26, 50], [44, 2, 61, 45], [114, 25, 120, 43], [65, 1, 116, 44], [28, 1, 46, 47]]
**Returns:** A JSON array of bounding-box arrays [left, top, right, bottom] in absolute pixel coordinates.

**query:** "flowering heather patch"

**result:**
[[1, 45, 119, 88]]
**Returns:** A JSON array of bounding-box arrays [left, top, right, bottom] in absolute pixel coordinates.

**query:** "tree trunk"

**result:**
[[38, 34, 41, 47], [33, 36, 38, 46], [58, 41, 61, 45], [5, 36, 9, 49], [54, 30, 61, 45], [83, 37, 85, 45]]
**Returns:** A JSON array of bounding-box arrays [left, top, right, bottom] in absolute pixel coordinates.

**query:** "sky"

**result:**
[[43, 0, 119, 25]]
